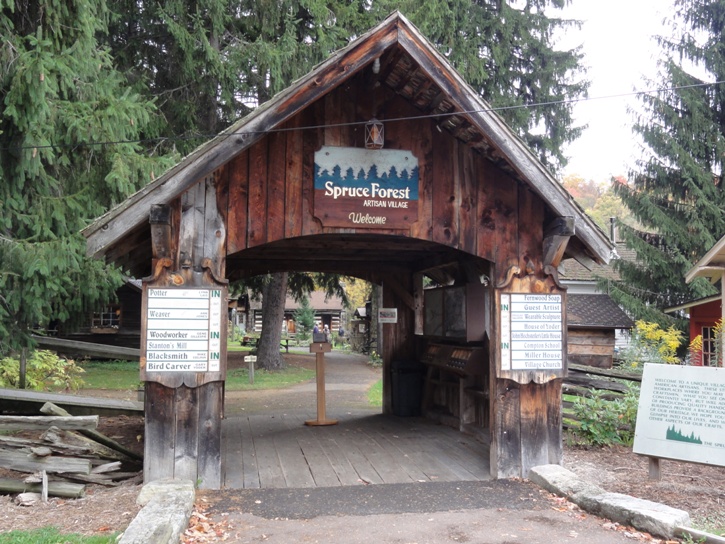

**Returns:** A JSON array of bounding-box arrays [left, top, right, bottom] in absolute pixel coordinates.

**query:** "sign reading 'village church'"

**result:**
[[314, 146, 419, 229]]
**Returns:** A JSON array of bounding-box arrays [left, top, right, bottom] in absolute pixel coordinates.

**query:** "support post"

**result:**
[[305, 342, 337, 426]]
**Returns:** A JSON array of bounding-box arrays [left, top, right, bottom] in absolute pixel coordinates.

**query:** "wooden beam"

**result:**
[[382, 276, 415, 311], [543, 217, 575, 268], [0, 415, 98, 432], [0, 478, 85, 498], [0, 450, 92, 475]]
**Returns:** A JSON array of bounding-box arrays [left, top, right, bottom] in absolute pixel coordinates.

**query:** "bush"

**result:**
[[619, 320, 684, 371], [0, 350, 85, 391], [570, 383, 640, 447]]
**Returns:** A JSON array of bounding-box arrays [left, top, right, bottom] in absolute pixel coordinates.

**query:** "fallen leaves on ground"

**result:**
[[182, 506, 232, 543]]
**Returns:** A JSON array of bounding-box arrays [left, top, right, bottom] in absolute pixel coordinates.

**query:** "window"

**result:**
[[92, 305, 121, 331], [701, 326, 717, 366]]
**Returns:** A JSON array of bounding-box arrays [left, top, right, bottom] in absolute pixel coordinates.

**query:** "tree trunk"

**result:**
[[258, 272, 288, 370]]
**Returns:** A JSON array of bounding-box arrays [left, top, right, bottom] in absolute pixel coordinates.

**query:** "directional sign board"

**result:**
[[143, 287, 223, 373], [500, 293, 563, 371]]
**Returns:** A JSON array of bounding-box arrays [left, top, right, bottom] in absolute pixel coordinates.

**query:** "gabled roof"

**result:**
[[560, 242, 637, 283], [83, 11, 613, 265], [665, 295, 720, 314], [567, 294, 634, 329], [686, 234, 725, 284], [249, 291, 344, 312]]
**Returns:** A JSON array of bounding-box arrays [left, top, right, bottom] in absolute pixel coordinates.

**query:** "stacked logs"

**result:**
[[0, 402, 142, 505]]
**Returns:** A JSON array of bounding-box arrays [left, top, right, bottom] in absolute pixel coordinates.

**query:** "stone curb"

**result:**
[[529, 464, 695, 540], [118, 479, 195, 544]]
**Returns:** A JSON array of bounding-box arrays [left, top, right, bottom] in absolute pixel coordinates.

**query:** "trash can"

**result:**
[[391, 360, 423, 417]]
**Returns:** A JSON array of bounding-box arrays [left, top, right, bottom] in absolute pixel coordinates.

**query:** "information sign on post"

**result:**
[[500, 294, 563, 371], [143, 287, 223, 373], [634, 364, 725, 467]]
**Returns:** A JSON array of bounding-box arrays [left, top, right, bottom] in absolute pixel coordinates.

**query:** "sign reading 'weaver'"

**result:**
[[314, 146, 419, 229]]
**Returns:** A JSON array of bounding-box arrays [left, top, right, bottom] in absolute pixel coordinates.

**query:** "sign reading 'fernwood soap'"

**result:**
[[144, 288, 223, 373], [634, 364, 725, 467], [500, 294, 563, 371], [314, 146, 419, 229]]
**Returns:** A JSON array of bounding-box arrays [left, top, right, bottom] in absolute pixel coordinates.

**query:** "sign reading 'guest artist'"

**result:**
[[314, 146, 419, 229], [500, 293, 563, 371]]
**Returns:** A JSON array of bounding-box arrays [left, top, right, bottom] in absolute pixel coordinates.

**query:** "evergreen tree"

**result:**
[[293, 296, 316, 342], [610, 0, 725, 327], [0, 0, 172, 354]]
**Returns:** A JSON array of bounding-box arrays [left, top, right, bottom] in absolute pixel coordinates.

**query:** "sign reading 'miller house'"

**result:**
[[314, 146, 419, 229]]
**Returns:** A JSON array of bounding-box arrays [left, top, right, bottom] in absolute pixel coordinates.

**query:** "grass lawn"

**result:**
[[0, 527, 116, 544], [75, 358, 315, 392], [367, 379, 382, 407]]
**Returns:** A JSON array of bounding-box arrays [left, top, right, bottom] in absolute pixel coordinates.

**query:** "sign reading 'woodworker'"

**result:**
[[144, 288, 223, 373], [500, 294, 563, 371], [314, 146, 419, 228]]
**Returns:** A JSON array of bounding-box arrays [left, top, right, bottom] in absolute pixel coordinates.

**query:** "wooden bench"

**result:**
[[240, 337, 289, 353]]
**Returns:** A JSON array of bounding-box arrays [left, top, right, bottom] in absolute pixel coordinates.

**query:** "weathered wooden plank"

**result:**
[[284, 116, 304, 239], [430, 125, 457, 246], [350, 433, 410, 485], [302, 103, 323, 236], [0, 477, 85, 498], [568, 344, 615, 356], [519, 383, 549, 476], [226, 151, 249, 254], [246, 415, 288, 489], [316, 436, 366, 486], [0, 386, 142, 417], [518, 183, 544, 271], [39, 403, 142, 461], [237, 416, 260, 489], [173, 386, 199, 482], [475, 157, 496, 263], [0, 435, 91, 457], [197, 382, 223, 490], [546, 379, 563, 464], [369, 431, 428, 482], [144, 382, 175, 482], [296, 435, 341, 487], [266, 129, 287, 244], [459, 142, 476, 254], [31, 335, 139, 361], [274, 434, 315, 488], [247, 139, 269, 247], [203, 174, 227, 279], [221, 418, 242, 489], [491, 379, 521, 478], [0, 415, 98, 432], [0, 450, 91, 475]]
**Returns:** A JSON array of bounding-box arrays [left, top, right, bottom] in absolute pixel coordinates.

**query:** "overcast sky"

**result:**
[[556, 0, 673, 183]]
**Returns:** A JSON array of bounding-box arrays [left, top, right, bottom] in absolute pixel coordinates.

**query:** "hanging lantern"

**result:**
[[365, 117, 384, 149]]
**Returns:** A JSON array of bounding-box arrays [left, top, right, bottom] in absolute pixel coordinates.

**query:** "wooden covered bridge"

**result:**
[[83, 12, 613, 489]]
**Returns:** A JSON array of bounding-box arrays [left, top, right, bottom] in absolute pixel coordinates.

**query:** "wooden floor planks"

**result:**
[[221, 412, 491, 489]]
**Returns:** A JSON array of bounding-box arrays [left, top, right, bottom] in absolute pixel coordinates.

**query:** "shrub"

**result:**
[[571, 383, 640, 447], [619, 320, 684, 371], [0, 350, 85, 391]]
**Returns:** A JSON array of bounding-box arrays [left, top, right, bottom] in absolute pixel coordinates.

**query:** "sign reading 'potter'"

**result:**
[[314, 146, 419, 229]]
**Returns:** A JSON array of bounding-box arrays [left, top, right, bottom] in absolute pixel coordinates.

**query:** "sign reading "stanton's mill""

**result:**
[[499, 293, 563, 371], [143, 288, 223, 373]]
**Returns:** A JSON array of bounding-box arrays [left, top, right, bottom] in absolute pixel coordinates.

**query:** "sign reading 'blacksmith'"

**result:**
[[500, 293, 563, 371], [143, 288, 223, 373], [314, 146, 419, 229]]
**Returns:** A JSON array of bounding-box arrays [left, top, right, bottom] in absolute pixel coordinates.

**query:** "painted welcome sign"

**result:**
[[314, 146, 419, 229]]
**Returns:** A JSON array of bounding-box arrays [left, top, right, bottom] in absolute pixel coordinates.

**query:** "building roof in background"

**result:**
[[560, 242, 637, 283], [249, 291, 344, 311], [567, 294, 634, 329], [685, 233, 725, 284]]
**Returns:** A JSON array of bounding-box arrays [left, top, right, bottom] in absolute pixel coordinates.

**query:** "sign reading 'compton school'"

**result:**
[[144, 288, 223, 373], [500, 293, 563, 371]]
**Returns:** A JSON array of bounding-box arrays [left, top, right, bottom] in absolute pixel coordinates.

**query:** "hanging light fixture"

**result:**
[[365, 117, 384, 149]]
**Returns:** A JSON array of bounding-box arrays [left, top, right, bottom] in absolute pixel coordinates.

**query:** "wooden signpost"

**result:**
[[305, 342, 337, 427]]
